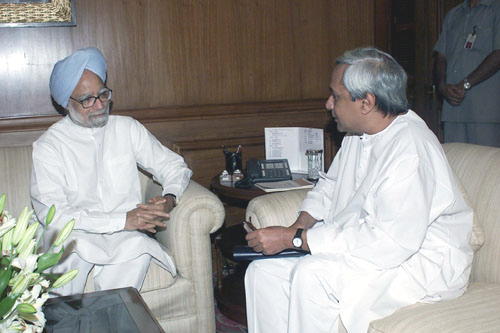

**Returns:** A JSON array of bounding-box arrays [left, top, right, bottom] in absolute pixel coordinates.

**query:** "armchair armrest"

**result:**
[[142, 178, 224, 331], [245, 189, 310, 228], [144, 179, 225, 278]]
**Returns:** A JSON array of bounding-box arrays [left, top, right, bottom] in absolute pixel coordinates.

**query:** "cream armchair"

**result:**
[[245, 143, 500, 332], [0, 145, 225, 333]]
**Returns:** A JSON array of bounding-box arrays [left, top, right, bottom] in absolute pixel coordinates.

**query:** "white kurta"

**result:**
[[31, 115, 192, 277], [246, 111, 473, 332]]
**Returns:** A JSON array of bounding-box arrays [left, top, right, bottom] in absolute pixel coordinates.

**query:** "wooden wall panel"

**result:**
[[0, 0, 374, 119], [0, 0, 374, 189]]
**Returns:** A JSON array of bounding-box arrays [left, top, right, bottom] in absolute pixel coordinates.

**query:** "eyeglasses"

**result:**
[[70, 89, 112, 109]]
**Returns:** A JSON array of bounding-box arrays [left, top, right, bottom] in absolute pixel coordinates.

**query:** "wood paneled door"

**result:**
[[375, 0, 463, 141]]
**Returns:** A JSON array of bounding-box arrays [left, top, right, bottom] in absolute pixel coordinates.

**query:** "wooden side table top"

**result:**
[[209, 175, 266, 208]]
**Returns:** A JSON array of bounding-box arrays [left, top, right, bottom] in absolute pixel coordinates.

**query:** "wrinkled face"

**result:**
[[325, 64, 363, 133], [67, 70, 110, 128]]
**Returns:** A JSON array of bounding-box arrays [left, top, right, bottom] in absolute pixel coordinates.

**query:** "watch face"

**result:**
[[464, 82, 471, 90], [293, 237, 302, 248]]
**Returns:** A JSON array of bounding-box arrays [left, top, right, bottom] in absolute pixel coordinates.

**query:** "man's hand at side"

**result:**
[[439, 82, 466, 106], [126, 197, 172, 233]]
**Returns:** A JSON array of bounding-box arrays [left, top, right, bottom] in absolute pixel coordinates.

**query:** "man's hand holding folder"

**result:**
[[238, 219, 309, 261]]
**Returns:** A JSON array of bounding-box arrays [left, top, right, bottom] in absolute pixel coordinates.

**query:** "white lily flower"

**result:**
[[11, 254, 39, 272], [30, 284, 42, 302], [39, 280, 49, 289]]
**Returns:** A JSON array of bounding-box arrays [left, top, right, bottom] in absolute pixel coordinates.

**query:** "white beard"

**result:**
[[68, 104, 109, 128]]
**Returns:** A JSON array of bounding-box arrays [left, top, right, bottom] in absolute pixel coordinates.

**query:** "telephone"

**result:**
[[245, 159, 292, 183]]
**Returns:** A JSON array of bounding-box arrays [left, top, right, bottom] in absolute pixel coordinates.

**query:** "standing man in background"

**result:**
[[433, 0, 500, 147], [31, 47, 193, 296]]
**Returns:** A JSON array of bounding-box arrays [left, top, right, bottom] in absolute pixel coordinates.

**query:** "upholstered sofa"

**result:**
[[246, 142, 500, 332], [0, 145, 225, 333]]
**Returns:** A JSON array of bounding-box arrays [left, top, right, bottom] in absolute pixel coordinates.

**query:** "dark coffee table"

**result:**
[[43, 287, 164, 332]]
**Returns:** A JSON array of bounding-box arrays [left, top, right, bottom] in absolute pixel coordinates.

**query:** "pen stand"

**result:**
[[223, 149, 242, 175]]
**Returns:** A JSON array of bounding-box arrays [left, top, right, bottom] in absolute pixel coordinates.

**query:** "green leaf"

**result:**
[[0, 293, 19, 318], [35, 247, 63, 273], [0, 257, 10, 267], [0, 265, 12, 297]]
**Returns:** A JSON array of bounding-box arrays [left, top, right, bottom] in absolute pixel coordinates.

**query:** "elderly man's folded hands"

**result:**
[[125, 197, 172, 233]]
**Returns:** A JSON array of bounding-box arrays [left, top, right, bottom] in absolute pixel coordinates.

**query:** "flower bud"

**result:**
[[2, 228, 13, 254], [0, 194, 5, 216], [46, 205, 56, 226], [12, 275, 30, 294], [17, 223, 39, 253], [17, 303, 37, 315], [12, 207, 33, 246], [52, 269, 78, 289], [18, 240, 36, 260], [53, 219, 75, 247]]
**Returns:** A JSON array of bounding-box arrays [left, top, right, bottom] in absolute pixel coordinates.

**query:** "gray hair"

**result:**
[[336, 47, 408, 116]]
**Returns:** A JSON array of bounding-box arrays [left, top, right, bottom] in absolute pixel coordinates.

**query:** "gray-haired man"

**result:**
[[244, 47, 473, 332]]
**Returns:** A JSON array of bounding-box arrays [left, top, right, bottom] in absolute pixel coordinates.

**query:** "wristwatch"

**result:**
[[463, 78, 471, 90], [292, 228, 304, 249]]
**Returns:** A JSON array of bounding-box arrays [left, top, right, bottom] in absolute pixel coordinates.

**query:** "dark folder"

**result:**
[[233, 245, 309, 261]]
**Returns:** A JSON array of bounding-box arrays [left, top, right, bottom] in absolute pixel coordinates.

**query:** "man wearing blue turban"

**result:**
[[30, 47, 193, 295]]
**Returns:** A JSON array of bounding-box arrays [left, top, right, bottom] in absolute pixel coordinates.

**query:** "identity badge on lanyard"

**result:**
[[464, 25, 477, 50]]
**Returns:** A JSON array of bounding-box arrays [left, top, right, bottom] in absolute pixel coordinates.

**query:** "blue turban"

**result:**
[[50, 47, 107, 109]]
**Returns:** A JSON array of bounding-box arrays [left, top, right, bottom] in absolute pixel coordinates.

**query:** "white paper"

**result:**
[[265, 127, 324, 173]]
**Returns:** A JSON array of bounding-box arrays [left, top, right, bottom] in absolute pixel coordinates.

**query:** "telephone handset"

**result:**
[[246, 159, 292, 183]]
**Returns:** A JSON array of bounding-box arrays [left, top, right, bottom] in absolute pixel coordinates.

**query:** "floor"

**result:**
[[215, 301, 248, 332], [212, 239, 248, 333]]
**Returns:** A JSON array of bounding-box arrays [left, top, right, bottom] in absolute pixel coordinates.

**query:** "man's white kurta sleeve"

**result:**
[[307, 155, 452, 270], [129, 120, 192, 200]]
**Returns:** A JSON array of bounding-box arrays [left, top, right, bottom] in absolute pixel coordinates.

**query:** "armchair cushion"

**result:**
[[453, 171, 484, 252], [368, 282, 500, 333]]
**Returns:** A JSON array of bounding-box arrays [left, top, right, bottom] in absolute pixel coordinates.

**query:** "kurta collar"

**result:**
[[62, 115, 106, 137], [360, 110, 411, 144]]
